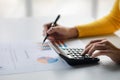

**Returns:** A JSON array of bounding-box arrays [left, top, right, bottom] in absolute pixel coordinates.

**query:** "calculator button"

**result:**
[[85, 56, 88, 58], [72, 54, 75, 56], [67, 55, 73, 58], [67, 53, 70, 55], [74, 55, 77, 57], [77, 52, 82, 55], [73, 52, 77, 54], [76, 57, 80, 59], [78, 56, 82, 58], [76, 54, 80, 56]]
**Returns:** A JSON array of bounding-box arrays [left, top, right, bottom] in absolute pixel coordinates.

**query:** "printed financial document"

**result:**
[[0, 41, 71, 75]]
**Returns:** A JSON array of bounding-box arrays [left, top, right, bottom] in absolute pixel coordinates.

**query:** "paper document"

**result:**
[[0, 39, 85, 75]]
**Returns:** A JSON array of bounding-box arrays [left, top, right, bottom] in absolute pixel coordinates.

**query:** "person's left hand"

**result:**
[[82, 39, 120, 64]]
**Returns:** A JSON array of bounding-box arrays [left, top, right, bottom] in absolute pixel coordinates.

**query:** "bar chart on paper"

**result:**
[[0, 41, 70, 75]]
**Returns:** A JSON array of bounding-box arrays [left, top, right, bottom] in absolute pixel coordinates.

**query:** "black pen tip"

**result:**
[[42, 40, 45, 45]]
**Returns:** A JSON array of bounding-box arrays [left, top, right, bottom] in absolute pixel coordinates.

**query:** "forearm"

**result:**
[[76, 15, 120, 37]]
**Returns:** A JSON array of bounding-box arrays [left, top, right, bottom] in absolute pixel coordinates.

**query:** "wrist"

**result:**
[[68, 27, 78, 39]]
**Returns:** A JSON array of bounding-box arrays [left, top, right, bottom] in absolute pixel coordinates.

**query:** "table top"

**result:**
[[0, 17, 120, 80]]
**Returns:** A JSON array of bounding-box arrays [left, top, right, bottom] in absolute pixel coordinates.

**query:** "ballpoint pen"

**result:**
[[42, 14, 61, 44]]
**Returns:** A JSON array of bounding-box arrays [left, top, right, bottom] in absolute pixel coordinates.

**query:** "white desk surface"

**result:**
[[0, 16, 120, 80]]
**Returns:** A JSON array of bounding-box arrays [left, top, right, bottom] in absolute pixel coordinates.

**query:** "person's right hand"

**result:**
[[43, 22, 78, 41], [82, 39, 120, 64]]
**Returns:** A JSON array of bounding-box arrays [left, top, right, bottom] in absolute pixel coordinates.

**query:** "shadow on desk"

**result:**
[[71, 62, 100, 68], [72, 60, 120, 72]]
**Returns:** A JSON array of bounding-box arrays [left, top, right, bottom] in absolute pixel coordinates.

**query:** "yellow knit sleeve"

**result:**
[[76, 0, 120, 37]]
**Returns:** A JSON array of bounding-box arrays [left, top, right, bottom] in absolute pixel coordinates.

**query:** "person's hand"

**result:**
[[43, 22, 78, 41], [82, 39, 120, 64]]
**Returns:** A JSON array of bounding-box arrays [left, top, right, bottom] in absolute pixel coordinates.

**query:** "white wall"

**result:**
[[32, 0, 92, 17], [0, 0, 115, 18], [0, 0, 26, 18], [97, 0, 115, 18]]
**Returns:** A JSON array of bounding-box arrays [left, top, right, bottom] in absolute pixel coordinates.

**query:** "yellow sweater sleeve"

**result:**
[[76, 0, 120, 37]]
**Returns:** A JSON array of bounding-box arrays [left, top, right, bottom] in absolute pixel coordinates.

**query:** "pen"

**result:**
[[42, 14, 61, 44]]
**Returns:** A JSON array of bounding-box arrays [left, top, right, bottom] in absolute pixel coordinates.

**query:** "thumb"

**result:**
[[47, 27, 60, 35]]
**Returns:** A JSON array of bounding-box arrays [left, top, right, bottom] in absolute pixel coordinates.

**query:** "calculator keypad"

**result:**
[[62, 48, 89, 59]]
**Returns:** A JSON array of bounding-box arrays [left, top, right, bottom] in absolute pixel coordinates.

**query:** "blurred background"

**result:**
[[1, 0, 119, 42], [0, 0, 114, 19]]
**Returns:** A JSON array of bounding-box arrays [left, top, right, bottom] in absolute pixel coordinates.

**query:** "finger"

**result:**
[[83, 39, 107, 55], [47, 32, 64, 41], [85, 39, 105, 48], [43, 22, 52, 30], [47, 27, 61, 35], [43, 23, 52, 35], [82, 44, 93, 55], [43, 22, 59, 31], [47, 34, 65, 41], [52, 34, 66, 40], [91, 50, 109, 58], [98, 39, 115, 50], [100, 39, 117, 49], [88, 43, 107, 56], [82, 41, 104, 55], [47, 36, 55, 41]]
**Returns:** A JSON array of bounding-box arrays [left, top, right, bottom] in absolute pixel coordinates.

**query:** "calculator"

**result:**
[[49, 41, 100, 66]]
